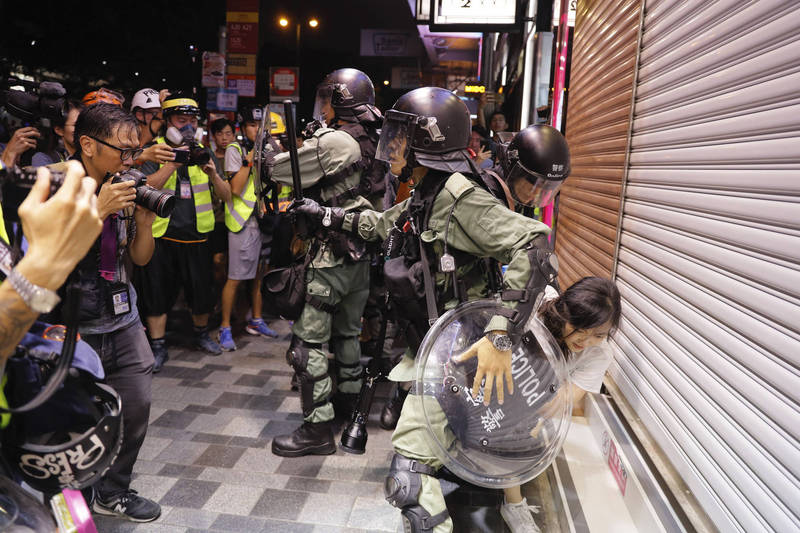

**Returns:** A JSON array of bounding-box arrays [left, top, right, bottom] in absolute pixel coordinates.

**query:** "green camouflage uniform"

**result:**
[[272, 127, 372, 423], [341, 171, 551, 532]]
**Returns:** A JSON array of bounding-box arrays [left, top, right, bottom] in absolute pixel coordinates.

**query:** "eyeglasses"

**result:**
[[89, 135, 143, 161]]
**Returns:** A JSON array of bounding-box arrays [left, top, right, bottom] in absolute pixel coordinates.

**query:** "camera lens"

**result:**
[[136, 186, 175, 218]]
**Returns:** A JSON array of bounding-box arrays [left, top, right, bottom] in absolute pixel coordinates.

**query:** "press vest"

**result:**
[[224, 142, 257, 232], [150, 137, 214, 238]]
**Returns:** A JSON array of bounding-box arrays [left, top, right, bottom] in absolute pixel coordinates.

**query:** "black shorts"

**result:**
[[137, 238, 214, 316]]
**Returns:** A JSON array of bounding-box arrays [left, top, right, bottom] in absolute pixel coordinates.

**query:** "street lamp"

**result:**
[[278, 16, 320, 66]]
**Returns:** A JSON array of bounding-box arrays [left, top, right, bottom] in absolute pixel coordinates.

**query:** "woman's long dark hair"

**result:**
[[539, 277, 621, 353]]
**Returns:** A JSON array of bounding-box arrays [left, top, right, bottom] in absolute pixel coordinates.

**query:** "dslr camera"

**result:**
[[0, 164, 175, 220], [165, 125, 210, 166], [109, 168, 175, 217]]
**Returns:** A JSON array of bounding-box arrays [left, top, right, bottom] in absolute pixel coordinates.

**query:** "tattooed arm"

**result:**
[[0, 162, 103, 361]]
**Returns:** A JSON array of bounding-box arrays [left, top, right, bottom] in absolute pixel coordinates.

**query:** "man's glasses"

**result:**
[[89, 136, 144, 161]]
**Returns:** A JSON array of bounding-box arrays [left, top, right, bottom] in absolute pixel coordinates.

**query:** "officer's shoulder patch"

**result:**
[[444, 173, 475, 199]]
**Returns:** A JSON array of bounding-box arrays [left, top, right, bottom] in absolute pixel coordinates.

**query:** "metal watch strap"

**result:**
[[7, 267, 60, 313]]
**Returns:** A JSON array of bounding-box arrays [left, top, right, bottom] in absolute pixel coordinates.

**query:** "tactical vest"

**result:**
[[224, 142, 257, 232], [150, 137, 215, 238], [383, 169, 545, 352], [305, 121, 387, 209]]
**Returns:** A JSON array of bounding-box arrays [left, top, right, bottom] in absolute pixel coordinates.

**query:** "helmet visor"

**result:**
[[376, 110, 417, 172], [312, 84, 333, 124], [506, 162, 565, 207]]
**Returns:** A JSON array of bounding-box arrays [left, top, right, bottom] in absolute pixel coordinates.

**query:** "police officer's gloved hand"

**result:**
[[287, 198, 346, 231]]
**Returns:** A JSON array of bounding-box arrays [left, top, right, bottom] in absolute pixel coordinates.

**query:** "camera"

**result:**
[[110, 168, 175, 218], [0, 79, 66, 131], [165, 125, 210, 166]]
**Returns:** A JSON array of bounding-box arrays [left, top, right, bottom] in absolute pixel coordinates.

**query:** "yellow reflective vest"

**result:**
[[150, 137, 215, 238], [224, 142, 257, 232]]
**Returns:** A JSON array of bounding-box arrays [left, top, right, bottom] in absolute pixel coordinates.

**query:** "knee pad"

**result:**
[[400, 506, 449, 533], [384, 454, 448, 532]]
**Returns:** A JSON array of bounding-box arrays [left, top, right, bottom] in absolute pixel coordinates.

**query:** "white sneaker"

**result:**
[[500, 497, 542, 533]]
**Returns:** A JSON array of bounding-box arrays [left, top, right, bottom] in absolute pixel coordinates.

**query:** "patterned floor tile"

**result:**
[[234, 446, 284, 473], [159, 478, 221, 509], [162, 507, 219, 529], [284, 476, 332, 494], [208, 513, 267, 532], [193, 443, 247, 468], [154, 440, 210, 465], [346, 497, 402, 531], [152, 409, 199, 430], [250, 487, 309, 520], [221, 415, 269, 437], [202, 482, 265, 515], [275, 455, 327, 478], [297, 491, 356, 527]]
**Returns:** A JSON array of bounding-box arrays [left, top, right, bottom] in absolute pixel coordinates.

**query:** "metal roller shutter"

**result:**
[[554, 0, 642, 287], [610, 1, 800, 531]]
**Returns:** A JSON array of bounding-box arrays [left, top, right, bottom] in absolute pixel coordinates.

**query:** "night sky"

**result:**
[[0, 0, 421, 118]]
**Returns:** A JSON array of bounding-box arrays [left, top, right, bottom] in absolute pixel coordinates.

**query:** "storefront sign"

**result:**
[[227, 75, 256, 98], [207, 88, 238, 111], [201, 52, 226, 88], [269, 67, 300, 102], [432, 0, 519, 27]]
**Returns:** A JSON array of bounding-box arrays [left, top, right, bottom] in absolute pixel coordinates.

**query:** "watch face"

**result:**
[[492, 334, 512, 352]]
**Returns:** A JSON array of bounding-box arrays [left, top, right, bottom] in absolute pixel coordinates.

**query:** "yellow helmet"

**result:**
[[269, 112, 286, 135], [162, 95, 201, 117]]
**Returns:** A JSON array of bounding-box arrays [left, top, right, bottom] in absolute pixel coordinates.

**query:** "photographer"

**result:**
[[63, 103, 161, 522], [31, 99, 82, 166], [138, 94, 226, 371], [0, 161, 103, 358], [1, 126, 40, 168], [130, 88, 173, 166]]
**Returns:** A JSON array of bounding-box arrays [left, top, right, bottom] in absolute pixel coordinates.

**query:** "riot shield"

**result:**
[[415, 299, 572, 488], [252, 104, 269, 214]]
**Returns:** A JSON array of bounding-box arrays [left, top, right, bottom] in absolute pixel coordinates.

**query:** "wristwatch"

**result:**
[[7, 268, 61, 313], [487, 332, 513, 352]]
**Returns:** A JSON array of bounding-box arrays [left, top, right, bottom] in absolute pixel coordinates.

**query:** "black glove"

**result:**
[[287, 198, 346, 231]]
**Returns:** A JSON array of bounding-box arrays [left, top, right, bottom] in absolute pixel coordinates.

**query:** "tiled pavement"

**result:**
[[95, 315, 551, 532]]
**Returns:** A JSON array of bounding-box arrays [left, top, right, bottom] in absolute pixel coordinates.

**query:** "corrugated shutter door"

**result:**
[[554, 0, 641, 287], [610, 1, 800, 531]]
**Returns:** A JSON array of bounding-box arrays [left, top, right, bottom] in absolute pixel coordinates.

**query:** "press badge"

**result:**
[[109, 282, 131, 316], [179, 181, 191, 199]]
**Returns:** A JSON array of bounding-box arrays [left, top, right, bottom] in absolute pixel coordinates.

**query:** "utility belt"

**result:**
[[315, 230, 369, 263]]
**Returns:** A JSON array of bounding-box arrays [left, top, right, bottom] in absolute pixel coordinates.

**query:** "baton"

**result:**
[[283, 100, 303, 201]]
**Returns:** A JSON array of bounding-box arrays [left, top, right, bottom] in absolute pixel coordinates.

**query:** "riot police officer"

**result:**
[[269, 68, 385, 457], [291, 87, 570, 532]]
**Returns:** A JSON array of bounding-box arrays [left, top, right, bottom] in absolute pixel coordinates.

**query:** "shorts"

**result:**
[[137, 238, 214, 316], [227, 217, 262, 280]]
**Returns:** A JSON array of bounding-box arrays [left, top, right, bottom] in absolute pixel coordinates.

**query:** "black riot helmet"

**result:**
[[497, 124, 571, 207], [376, 87, 472, 176], [313, 68, 381, 124]]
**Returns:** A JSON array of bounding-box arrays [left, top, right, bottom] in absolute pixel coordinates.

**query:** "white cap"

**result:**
[[131, 88, 161, 110]]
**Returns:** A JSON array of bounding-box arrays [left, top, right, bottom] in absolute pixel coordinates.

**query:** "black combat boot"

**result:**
[[271, 422, 336, 457], [380, 385, 409, 430]]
